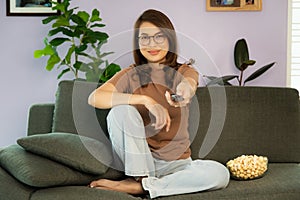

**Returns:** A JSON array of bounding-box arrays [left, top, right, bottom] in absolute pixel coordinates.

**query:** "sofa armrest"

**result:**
[[27, 104, 55, 136]]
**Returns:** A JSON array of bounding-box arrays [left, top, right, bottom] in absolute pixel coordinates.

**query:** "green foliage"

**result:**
[[34, 0, 121, 83], [205, 38, 276, 86]]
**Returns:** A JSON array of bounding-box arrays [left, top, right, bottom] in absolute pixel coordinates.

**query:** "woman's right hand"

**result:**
[[144, 98, 171, 132]]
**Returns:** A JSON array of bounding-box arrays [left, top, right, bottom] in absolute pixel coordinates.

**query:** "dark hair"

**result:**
[[132, 9, 180, 88]]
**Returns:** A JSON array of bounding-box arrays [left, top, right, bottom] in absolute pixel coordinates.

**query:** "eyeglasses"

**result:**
[[138, 33, 167, 46]]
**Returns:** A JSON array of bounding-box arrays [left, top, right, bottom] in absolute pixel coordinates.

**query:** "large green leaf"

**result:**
[[244, 62, 276, 85], [77, 11, 90, 23], [34, 44, 55, 58], [82, 31, 108, 44], [52, 17, 70, 28], [71, 14, 86, 26], [46, 54, 60, 71], [65, 45, 75, 64], [234, 39, 250, 71], [49, 27, 74, 37], [73, 26, 85, 38], [49, 37, 70, 46], [101, 63, 121, 81], [75, 44, 88, 53]]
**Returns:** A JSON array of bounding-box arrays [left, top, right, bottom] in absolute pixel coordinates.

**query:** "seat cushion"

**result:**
[[17, 132, 113, 175], [27, 163, 300, 200], [155, 163, 300, 200], [0, 166, 34, 200]]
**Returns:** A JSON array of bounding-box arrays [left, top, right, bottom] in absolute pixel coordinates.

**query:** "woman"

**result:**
[[88, 9, 229, 198]]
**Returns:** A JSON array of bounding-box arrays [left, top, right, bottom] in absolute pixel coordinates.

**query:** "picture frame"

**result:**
[[6, 0, 61, 16], [206, 0, 262, 11]]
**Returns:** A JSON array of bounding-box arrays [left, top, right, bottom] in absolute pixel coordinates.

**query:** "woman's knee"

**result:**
[[107, 105, 141, 122], [206, 160, 230, 189], [192, 160, 230, 189]]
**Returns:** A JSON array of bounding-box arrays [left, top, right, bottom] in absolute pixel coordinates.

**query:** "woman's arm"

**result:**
[[88, 82, 171, 131], [88, 82, 150, 109], [165, 76, 198, 107]]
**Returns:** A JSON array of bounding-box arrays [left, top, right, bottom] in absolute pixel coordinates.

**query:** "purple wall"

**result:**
[[0, 0, 288, 147]]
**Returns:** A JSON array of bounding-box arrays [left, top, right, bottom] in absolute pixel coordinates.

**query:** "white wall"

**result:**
[[0, 0, 288, 147]]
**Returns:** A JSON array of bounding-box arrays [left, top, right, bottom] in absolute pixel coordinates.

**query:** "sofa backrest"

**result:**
[[189, 86, 300, 163], [32, 80, 300, 164]]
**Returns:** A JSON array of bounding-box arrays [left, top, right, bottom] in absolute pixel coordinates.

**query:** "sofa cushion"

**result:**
[[0, 145, 97, 187], [17, 132, 113, 175]]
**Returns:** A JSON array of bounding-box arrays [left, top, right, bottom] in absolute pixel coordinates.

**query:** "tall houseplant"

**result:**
[[205, 38, 276, 86], [34, 0, 121, 83]]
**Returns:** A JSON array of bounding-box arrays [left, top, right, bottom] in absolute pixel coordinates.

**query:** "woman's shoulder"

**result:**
[[116, 64, 136, 74]]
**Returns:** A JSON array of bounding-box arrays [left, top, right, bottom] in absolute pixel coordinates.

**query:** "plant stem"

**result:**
[[239, 71, 244, 86]]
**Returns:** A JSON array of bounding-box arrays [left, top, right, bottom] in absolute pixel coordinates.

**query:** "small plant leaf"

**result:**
[[90, 23, 106, 28], [77, 63, 91, 72], [42, 16, 58, 24], [207, 75, 238, 86], [244, 62, 276, 85], [203, 75, 218, 80], [57, 68, 70, 79], [239, 60, 256, 71], [91, 9, 102, 22], [74, 61, 83, 70], [34, 50, 45, 58], [234, 39, 250, 71]]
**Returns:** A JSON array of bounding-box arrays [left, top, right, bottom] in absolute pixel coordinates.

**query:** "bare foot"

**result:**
[[89, 178, 146, 195]]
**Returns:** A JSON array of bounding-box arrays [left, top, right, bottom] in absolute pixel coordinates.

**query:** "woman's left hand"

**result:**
[[165, 78, 197, 107]]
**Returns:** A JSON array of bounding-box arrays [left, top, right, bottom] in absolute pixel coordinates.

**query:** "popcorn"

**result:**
[[226, 155, 268, 180]]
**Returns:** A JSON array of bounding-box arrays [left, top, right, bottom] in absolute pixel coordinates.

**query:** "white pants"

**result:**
[[107, 105, 230, 199]]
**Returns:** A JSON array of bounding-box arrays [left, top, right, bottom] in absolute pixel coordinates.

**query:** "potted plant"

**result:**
[[204, 38, 276, 86], [34, 0, 121, 83]]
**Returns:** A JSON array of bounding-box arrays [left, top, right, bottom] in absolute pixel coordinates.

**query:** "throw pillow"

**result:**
[[17, 132, 113, 175], [0, 145, 97, 187], [226, 154, 268, 180]]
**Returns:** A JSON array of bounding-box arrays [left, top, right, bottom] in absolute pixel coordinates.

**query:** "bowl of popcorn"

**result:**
[[226, 155, 268, 180]]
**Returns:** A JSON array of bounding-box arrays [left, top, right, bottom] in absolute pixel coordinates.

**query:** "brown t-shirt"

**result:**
[[107, 64, 199, 161]]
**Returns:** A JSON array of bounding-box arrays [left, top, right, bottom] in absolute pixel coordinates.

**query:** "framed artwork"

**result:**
[[6, 0, 61, 16], [206, 0, 262, 11]]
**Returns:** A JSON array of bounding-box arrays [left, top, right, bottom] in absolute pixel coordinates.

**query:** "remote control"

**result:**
[[171, 94, 184, 102]]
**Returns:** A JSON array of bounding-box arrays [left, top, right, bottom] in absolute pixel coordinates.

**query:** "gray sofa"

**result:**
[[0, 80, 299, 200]]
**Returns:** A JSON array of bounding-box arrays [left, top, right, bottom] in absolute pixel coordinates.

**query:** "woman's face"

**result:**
[[138, 22, 169, 63]]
